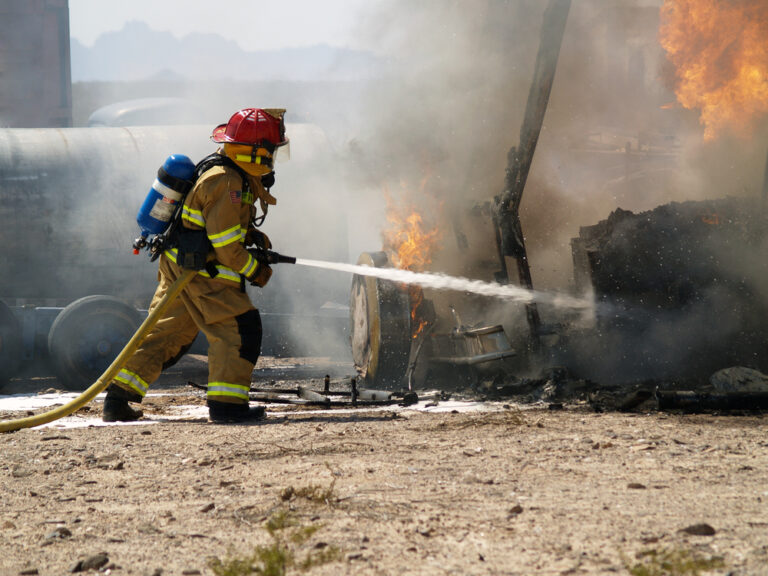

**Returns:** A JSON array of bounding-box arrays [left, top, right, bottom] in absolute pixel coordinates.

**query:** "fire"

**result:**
[[381, 178, 442, 339], [380, 182, 442, 272], [660, 0, 768, 141], [409, 286, 428, 339]]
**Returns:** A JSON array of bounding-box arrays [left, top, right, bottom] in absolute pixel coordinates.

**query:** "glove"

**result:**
[[248, 263, 272, 287], [246, 249, 273, 287], [245, 226, 271, 251]]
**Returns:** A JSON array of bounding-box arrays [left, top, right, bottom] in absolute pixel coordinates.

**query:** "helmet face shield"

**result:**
[[272, 139, 290, 163]]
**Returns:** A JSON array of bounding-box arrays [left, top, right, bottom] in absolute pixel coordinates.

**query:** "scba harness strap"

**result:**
[[194, 153, 252, 197], [156, 154, 259, 277]]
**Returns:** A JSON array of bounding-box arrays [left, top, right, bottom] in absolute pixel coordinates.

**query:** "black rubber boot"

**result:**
[[102, 385, 144, 422], [208, 400, 265, 423]]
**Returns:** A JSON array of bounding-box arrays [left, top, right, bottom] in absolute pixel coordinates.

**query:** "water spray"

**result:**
[[261, 250, 593, 310], [295, 258, 593, 311]]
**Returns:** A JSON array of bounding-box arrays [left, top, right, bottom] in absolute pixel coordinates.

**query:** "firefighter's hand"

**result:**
[[247, 262, 273, 288], [245, 227, 271, 251]]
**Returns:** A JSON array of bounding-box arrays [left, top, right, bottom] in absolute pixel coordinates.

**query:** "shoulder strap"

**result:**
[[194, 152, 252, 201], [195, 152, 270, 227], [194, 153, 248, 182]]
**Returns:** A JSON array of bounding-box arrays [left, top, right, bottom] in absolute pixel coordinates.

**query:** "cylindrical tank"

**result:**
[[0, 123, 356, 361], [0, 125, 212, 305], [136, 154, 196, 238]]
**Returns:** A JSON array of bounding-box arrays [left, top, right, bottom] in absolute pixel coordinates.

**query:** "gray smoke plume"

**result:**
[[6, 1, 768, 383], [339, 0, 768, 383]]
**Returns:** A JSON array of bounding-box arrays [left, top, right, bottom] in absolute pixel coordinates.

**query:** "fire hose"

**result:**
[[0, 247, 299, 433], [0, 248, 298, 433], [0, 269, 197, 433]]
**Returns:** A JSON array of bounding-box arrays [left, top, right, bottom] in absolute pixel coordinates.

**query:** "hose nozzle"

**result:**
[[251, 248, 296, 265]]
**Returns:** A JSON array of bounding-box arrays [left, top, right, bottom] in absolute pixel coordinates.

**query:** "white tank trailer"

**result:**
[[0, 124, 352, 389]]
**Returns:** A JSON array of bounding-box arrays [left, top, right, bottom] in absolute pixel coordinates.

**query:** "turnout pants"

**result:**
[[111, 256, 262, 405]]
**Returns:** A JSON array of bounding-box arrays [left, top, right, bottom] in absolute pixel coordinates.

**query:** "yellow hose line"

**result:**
[[0, 270, 197, 433]]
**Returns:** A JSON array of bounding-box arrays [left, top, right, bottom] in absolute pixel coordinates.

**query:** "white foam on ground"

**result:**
[[0, 392, 90, 411], [0, 392, 513, 430]]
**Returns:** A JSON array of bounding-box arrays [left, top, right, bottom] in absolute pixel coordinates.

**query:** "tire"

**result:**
[[48, 296, 142, 391], [0, 300, 22, 390], [349, 252, 412, 389]]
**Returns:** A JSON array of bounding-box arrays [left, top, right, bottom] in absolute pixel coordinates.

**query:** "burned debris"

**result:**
[[346, 0, 768, 414]]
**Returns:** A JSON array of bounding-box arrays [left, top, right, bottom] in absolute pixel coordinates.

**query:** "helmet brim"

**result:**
[[211, 124, 232, 143]]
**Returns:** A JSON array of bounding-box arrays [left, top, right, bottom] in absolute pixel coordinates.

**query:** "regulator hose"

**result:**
[[0, 270, 197, 433]]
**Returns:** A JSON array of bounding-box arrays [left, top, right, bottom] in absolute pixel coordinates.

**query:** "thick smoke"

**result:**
[[341, 0, 768, 383], [6, 1, 768, 382]]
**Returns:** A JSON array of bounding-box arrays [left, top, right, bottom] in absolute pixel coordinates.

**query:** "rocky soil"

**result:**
[[1, 356, 767, 575]]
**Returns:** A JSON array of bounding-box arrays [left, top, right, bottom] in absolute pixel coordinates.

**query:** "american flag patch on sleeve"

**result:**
[[229, 189, 242, 204]]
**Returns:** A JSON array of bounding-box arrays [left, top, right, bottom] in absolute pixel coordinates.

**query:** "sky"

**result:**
[[68, 0, 372, 52]]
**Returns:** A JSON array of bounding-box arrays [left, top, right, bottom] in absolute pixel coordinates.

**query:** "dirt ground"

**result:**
[[1, 356, 767, 576]]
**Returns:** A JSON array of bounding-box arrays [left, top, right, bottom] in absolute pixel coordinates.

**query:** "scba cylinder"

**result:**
[[136, 154, 196, 236]]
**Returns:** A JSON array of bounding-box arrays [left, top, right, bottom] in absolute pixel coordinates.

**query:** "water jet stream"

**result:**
[[295, 258, 593, 310]]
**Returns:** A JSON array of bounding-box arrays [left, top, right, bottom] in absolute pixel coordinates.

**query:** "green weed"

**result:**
[[207, 542, 294, 576], [265, 509, 297, 536], [289, 524, 321, 545], [626, 547, 725, 576], [254, 541, 293, 576], [280, 481, 337, 505], [207, 551, 257, 576], [297, 545, 342, 570], [279, 465, 338, 505]]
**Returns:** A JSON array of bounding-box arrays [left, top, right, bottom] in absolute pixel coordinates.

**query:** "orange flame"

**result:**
[[381, 177, 442, 340], [660, 0, 768, 141], [410, 286, 428, 339], [381, 181, 442, 272]]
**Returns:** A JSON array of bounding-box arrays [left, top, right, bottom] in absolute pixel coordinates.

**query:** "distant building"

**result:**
[[0, 0, 72, 128]]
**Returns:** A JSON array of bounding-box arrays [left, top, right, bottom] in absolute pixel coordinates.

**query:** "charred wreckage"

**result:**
[[348, 0, 768, 413]]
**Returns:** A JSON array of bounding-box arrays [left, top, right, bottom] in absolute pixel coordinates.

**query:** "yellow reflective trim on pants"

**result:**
[[208, 224, 242, 248], [207, 382, 250, 401], [163, 249, 242, 285], [182, 206, 205, 227], [115, 369, 149, 397]]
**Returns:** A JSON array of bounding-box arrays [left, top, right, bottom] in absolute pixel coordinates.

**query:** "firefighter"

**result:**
[[102, 108, 289, 423]]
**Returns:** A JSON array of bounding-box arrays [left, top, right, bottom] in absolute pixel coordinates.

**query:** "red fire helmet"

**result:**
[[211, 108, 288, 150]]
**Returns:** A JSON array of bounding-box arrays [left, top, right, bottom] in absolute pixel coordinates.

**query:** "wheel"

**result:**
[[48, 295, 142, 391], [0, 300, 22, 390], [349, 252, 412, 389]]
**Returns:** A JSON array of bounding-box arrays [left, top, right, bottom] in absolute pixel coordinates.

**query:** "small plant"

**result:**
[[290, 524, 321, 545], [626, 547, 725, 576], [297, 545, 342, 570], [280, 482, 337, 505], [265, 509, 297, 535], [209, 468, 342, 576], [280, 465, 338, 505], [254, 541, 293, 576], [207, 542, 295, 576], [207, 551, 257, 576], [207, 510, 341, 575]]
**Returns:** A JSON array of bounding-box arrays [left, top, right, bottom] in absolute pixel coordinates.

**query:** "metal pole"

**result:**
[[494, 0, 571, 345]]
